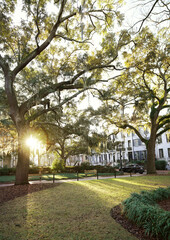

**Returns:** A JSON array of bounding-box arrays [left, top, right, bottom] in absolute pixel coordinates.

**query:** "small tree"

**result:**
[[51, 155, 65, 172]]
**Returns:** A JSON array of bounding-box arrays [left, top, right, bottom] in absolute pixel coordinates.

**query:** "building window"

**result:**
[[133, 139, 144, 147], [128, 140, 131, 147], [157, 135, 162, 144], [122, 142, 125, 148], [159, 149, 164, 158], [134, 151, 140, 160], [122, 152, 125, 159], [133, 139, 138, 147], [140, 151, 146, 160], [133, 139, 140, 147], [168, 148, 170, 158], [166, 133, 170, 142]]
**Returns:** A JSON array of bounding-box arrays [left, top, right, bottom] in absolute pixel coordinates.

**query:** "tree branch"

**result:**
[[156, 126, 170, 138], [136, 0, 159, 32], [19, 62, 121, 115], [12, 1, 76, 77], [55, 34, 93, 45], [26, 88, 87, 122], [0, 55, 8, 74], [118, 123, 148, 144]]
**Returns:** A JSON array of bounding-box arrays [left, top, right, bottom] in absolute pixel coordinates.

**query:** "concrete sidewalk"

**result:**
[[1, 170, 169, 187], [0, 172, 147, 187]]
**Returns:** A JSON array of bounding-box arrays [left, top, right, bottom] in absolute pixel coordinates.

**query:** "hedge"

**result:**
[[122, 187, 170, 239]]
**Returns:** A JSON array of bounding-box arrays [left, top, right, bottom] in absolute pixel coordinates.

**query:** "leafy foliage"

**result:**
[[123, 187, 170, 239], [51, 155, 65, 172], [0, 0, 128, 184], [92, 27, 170, 174], [155, 160, 167, 170]]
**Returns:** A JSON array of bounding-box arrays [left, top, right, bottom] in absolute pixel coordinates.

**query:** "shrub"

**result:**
[[155, 160, 167, 170], [51, 158, 65, 172], [122, 187, 170, 239], [65, 166, 76, 173], [8, 168, 16, 175], [0, 166, 9, 175], [28, 167, 40, 174], [71, 164, 117, 173]]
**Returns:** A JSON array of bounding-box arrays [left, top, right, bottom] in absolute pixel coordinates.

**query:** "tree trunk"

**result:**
[[15, 126, 30, 185], [146, 128, 157, 174]]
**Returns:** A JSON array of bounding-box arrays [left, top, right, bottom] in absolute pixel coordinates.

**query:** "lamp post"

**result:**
[[118, 142, 123, 172]]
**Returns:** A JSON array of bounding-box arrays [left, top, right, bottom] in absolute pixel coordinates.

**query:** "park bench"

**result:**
[[84, 169, 97, 177], [28, 168, 46, 181], [28, 171, 42, 181]]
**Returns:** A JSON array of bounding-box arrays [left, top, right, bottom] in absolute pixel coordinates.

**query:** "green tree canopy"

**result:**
[[92, 28, 170, 173], [0, 0, 128, 184]]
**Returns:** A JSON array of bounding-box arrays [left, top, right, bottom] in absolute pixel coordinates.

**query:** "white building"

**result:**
[[67, 130, 170, 167]]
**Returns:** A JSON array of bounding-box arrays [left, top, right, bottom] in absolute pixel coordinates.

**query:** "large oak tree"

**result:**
[[94, 28, 170, 174], [0, 0, 127, 184]]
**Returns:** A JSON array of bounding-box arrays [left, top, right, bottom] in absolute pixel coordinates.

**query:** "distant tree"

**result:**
[[37, 102, 107, 167], [93, 28, 170, 174]]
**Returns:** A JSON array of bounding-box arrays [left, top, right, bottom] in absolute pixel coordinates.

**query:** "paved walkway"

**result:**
[[0, 172, 147, 187], [1, 170, 169, 187]]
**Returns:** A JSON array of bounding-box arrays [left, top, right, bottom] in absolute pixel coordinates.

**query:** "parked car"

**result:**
[[165, 164, 170, 170], [119, 164, 144, 174]]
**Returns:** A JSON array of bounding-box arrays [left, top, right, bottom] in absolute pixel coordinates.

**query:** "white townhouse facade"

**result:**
[[67, 130, 170, 167]]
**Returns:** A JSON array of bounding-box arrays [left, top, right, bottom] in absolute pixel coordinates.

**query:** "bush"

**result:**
[[28, 167, 40, 174], [155, 160, 167, 170], [0, 166, 9, 175], [94, 165, 116, 173], [70, 164, 116, 173], [122, 187, 170, 239], [65, 166, 77, 173], [51, 158, 65, 172], [8, 168, 16, 175]]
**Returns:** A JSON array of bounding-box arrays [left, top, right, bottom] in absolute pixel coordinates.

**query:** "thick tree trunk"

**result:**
[[15, 126, 30, 185], [146, 139, 156, 174], [146, 124, 157, 174]]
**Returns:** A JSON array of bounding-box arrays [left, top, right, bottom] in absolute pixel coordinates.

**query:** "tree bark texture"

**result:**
[[15, 126, 30, 185], [146, 123, 157, 174]]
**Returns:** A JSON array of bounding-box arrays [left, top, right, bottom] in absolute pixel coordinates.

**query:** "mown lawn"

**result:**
[[0, 172, 119, 182], [0, 175, 169, 240]]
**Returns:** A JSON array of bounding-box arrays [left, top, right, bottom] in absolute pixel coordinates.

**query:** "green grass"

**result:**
[[0, 175, 169, 240], [0, 172, 119, 182]]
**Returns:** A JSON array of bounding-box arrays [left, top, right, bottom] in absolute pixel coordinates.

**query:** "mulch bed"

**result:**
[[0, 183, 59, 205], [110, 198, 170, 240]]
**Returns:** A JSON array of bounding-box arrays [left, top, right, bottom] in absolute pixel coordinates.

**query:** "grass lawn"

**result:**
[[0, 175, 169, 240], [0, 172, 119, 182]]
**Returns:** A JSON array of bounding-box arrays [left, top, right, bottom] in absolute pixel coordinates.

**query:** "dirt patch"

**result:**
[[110, 198, 170, 240], [158, 197, 170, 211], [0, 183, 59, 205]]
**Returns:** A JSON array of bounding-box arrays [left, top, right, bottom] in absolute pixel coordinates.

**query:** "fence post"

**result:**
[[114, 171, 116, 178], [130, 171, 132, 177], [39, 169, 42, 181], [53, 173, 55, 183], [77, 171, 79, 181], [97, 170, 98, 180]]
